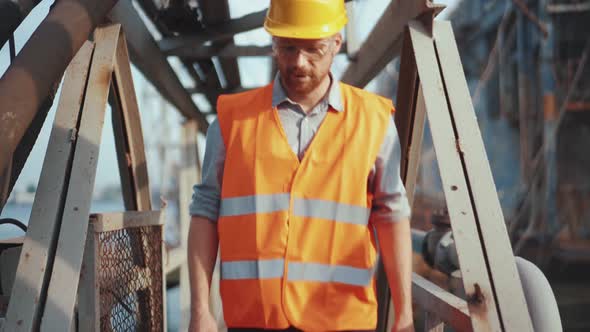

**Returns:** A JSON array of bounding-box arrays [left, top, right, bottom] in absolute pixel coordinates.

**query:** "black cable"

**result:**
[[9, 34, 16, 61], [0, 218, 27, 232], [0, 217, 26, 295]]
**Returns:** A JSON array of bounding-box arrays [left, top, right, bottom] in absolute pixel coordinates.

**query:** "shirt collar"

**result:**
[[271, 73, 344, 112]]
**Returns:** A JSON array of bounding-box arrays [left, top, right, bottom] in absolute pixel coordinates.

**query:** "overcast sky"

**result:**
[[0, 0, 459, 197]]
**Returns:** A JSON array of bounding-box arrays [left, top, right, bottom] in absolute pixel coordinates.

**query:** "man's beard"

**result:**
[[283, 67, 323, 95]]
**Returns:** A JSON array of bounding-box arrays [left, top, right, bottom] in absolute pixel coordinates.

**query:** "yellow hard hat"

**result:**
[[264, 0, 348, 39]]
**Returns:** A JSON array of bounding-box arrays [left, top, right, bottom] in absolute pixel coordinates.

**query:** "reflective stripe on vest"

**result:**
[[220, 193, 290, 216], [220, 193, 370, 226], [221, 259, 374, 287]]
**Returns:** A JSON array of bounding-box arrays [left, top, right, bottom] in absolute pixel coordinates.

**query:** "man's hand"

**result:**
[[188, 310, 218, 332], [392, 313, 415, 332]]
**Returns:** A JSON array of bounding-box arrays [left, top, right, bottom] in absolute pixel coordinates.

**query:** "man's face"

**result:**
[[273, 34, 342, 95]]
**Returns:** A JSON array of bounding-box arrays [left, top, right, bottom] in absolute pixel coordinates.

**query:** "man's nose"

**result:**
[[293, 51, 307, 67]]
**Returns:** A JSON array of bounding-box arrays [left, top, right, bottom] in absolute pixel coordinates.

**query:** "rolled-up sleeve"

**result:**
[[189, 119, 225, 222], [369, 115, 412, 224]]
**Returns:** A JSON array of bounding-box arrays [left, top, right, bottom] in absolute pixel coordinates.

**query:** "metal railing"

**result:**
[[78, 211, 166, 332]]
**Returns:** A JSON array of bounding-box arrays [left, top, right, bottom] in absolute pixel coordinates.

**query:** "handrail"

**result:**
[[412, 273, 472, 332], [89, 211, 164, 233]]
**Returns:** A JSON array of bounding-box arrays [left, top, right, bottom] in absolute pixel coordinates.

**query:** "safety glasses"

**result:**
[[272, 40, 334, 61]]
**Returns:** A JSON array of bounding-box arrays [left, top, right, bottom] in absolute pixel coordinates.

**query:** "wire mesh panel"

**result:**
[[95, 224, 164, 331]]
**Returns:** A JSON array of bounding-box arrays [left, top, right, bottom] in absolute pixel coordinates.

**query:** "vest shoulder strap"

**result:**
[[217, 84, 273, 146], [339, 82, 395, 115]]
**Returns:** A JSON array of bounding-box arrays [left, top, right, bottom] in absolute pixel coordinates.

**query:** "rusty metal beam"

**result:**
[[340, 0, 443, 88], [434, 20, 534, 331], [0, 0, 120, 198], [0, 0, 61, 212], [158, 8, 266, 55], [408, 20, 503, 331], [108, 0, 209, 131], [167, 44, 272, 58], [3, 41, 94, 332], [40, 24, 120, 332], [412, 273, 472, 332], [198, 0, 241, 105], [132, 0, 218, 124], [186, 85, 250, 95], [110, 30, 152, 211], [376, 31, 423, 332], [168, 43, 348, 59], [0, 0, 41, 47], [0, 87, 58, 213], [189, 60, 223, 110]]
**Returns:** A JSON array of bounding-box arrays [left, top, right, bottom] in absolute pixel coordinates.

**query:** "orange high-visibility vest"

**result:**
[[216, 82, 393, 331]]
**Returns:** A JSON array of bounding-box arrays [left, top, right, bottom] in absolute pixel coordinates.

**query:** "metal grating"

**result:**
[[97, 226, 163, 331]]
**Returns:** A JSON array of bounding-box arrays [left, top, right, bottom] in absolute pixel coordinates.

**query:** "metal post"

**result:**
[[539, 0, 558, 236], [0, 0, 42, 47], [517, 11, 532, 183]]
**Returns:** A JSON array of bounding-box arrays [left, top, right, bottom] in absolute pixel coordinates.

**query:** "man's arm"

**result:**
[[187, 217, 219, 316], [370, 115, 413, 332], [375, 218, 413, 331], [187, 120, 225, 330]]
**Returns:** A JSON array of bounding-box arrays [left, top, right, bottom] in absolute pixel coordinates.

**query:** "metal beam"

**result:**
[[167, 44, 272, 58], [186, 85, 249, 95], [198, 0, 242, 103], [0, 0, 120, 196], [435, 20, 534, 331], [407, 20, 504, 331], [167, 43, 349, 59], [133, 0, 218, 122], [0, 0, 82, 210], [190, 59, 224, 110], [108, 0, 209, 131], [0, 0, 41, 47], [110, 30, 153, 211], [158, 8, 266, 55], [450, 2, 512, 45], [3, 41, 94, 332], [547, 1, 590, 13], [412, 273, 471, 332], [340, 0, 442, 88], [0, 88, 58, 213], [40, 24, 120, 332]]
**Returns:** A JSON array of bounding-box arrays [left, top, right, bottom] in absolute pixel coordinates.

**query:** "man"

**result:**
[[188, 1, 413, 331]]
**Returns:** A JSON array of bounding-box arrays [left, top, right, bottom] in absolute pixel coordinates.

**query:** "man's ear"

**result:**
[[332, 33, 343, 55]]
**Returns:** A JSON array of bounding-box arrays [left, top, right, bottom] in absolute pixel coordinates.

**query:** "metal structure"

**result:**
[[377, 17, 533, 331], [2, 23, 157, 332], [0, 0, 561, 331]]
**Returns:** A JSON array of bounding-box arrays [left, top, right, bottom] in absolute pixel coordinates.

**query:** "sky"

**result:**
[[0, 0, 459, 198]]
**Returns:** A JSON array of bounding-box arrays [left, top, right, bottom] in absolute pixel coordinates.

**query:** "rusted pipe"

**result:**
[[0, 0, 120, 178]]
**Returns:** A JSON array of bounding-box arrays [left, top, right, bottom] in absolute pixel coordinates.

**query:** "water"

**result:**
[[0, 201, 126, 240], [0, 201, 183, 330]]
